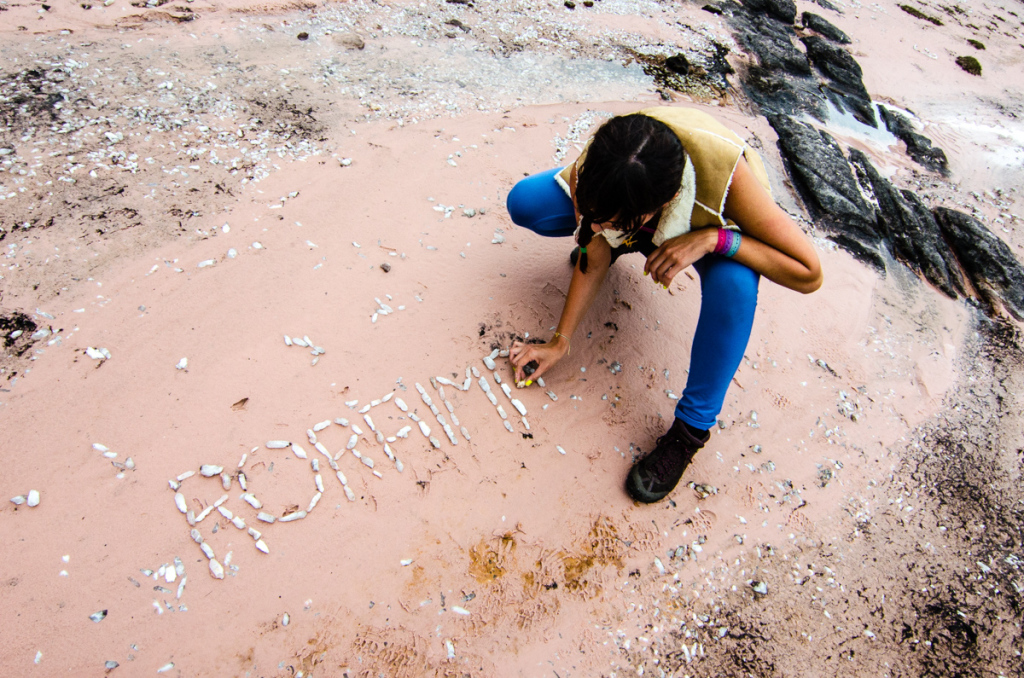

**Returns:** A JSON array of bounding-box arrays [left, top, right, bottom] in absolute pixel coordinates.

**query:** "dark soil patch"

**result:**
[[0, 310, 37, 355], [0, 66, 68, 128]]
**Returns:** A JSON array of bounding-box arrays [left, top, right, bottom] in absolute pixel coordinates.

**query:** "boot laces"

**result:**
[[648, 432, 685, 480]]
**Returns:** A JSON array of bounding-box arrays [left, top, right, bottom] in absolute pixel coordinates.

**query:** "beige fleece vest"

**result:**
[[556, 107, 772, 246]]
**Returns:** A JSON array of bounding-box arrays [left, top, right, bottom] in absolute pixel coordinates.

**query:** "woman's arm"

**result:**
[[509, 233, 612, 383], [644, 158, 823, 294]]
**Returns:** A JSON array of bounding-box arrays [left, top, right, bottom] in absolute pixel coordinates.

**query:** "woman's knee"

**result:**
[[702, 256, 759, 293], [506, 171, 576, 236], [698, 257, 760, 320], [506, 179, 536, 227]]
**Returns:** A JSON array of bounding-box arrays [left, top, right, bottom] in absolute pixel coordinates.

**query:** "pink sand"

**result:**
[[2, 0, 1022, 675]]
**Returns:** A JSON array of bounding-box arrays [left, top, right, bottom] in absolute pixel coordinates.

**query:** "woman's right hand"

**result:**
[[509, 334, 570, 385]]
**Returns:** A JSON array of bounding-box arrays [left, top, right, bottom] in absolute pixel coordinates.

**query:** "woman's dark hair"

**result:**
[[575, 114, 685, 272]]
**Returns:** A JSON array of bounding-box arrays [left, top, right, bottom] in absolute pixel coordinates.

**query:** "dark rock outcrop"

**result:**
[[877, 106, 949, 174], [933, 208, 1024, 320], [800, 35, 875, 126], [769, 113, 1024, 318], [726, 0, 1020, 320], [742, 64, 825, 122], [801, 12, 851, 43], [848, 149, 964, 298], [743, 0, 797, 24], [767, 114, 883, 267], [739, 13, 811, 75]]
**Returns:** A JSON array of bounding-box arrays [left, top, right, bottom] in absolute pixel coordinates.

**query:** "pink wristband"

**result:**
[[714, 228, 729, 255]]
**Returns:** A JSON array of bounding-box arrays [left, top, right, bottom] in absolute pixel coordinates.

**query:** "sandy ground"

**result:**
[[2, 0, 1024, 676]]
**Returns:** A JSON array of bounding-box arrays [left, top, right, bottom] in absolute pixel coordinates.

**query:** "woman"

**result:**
[[505, 107, 822, 504]]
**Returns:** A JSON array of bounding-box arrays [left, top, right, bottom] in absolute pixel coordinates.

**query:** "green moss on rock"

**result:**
[[955, 55, 982, 75], [899, 4, 944, 25]]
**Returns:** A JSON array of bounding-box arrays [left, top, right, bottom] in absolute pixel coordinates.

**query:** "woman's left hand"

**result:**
[[644, 229, 718, 287]]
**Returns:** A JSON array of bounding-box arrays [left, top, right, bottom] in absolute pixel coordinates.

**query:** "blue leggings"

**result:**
[[507, 168, 759, 430]]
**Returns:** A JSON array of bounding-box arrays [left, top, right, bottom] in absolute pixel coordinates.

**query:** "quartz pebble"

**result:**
[[279, 510, 307, 523]]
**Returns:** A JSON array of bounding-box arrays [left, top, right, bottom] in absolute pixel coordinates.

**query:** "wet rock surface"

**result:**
[[730, 0, 1023, 320], [768, 113, 1024, 318], [847, 149, 965, 299], [800, 35, 875, 126], [734, 11, 811, 76], [767, 114, 883, 267], [934, 208, 1024, 320], [801, 11, 850, 44], [877, 105, 949, 174], [742, 0, 796, 24]]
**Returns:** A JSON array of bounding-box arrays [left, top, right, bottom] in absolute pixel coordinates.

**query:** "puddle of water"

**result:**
[[805, 99, 899, 149]]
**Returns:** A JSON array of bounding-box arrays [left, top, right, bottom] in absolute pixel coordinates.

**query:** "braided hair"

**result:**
[[575, 114, 686, 273]]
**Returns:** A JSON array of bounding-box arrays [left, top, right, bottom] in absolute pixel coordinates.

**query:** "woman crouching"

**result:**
[[506, 108, 822, 503]]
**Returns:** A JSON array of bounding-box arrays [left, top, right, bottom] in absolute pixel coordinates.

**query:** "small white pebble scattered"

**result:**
[[556, 446, 566, 455], [175, 358, 188, 370], [241, 493, 262, 510]]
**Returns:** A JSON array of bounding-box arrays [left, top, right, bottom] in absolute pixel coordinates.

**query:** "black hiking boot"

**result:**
[[625, 418, 710, 503]]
